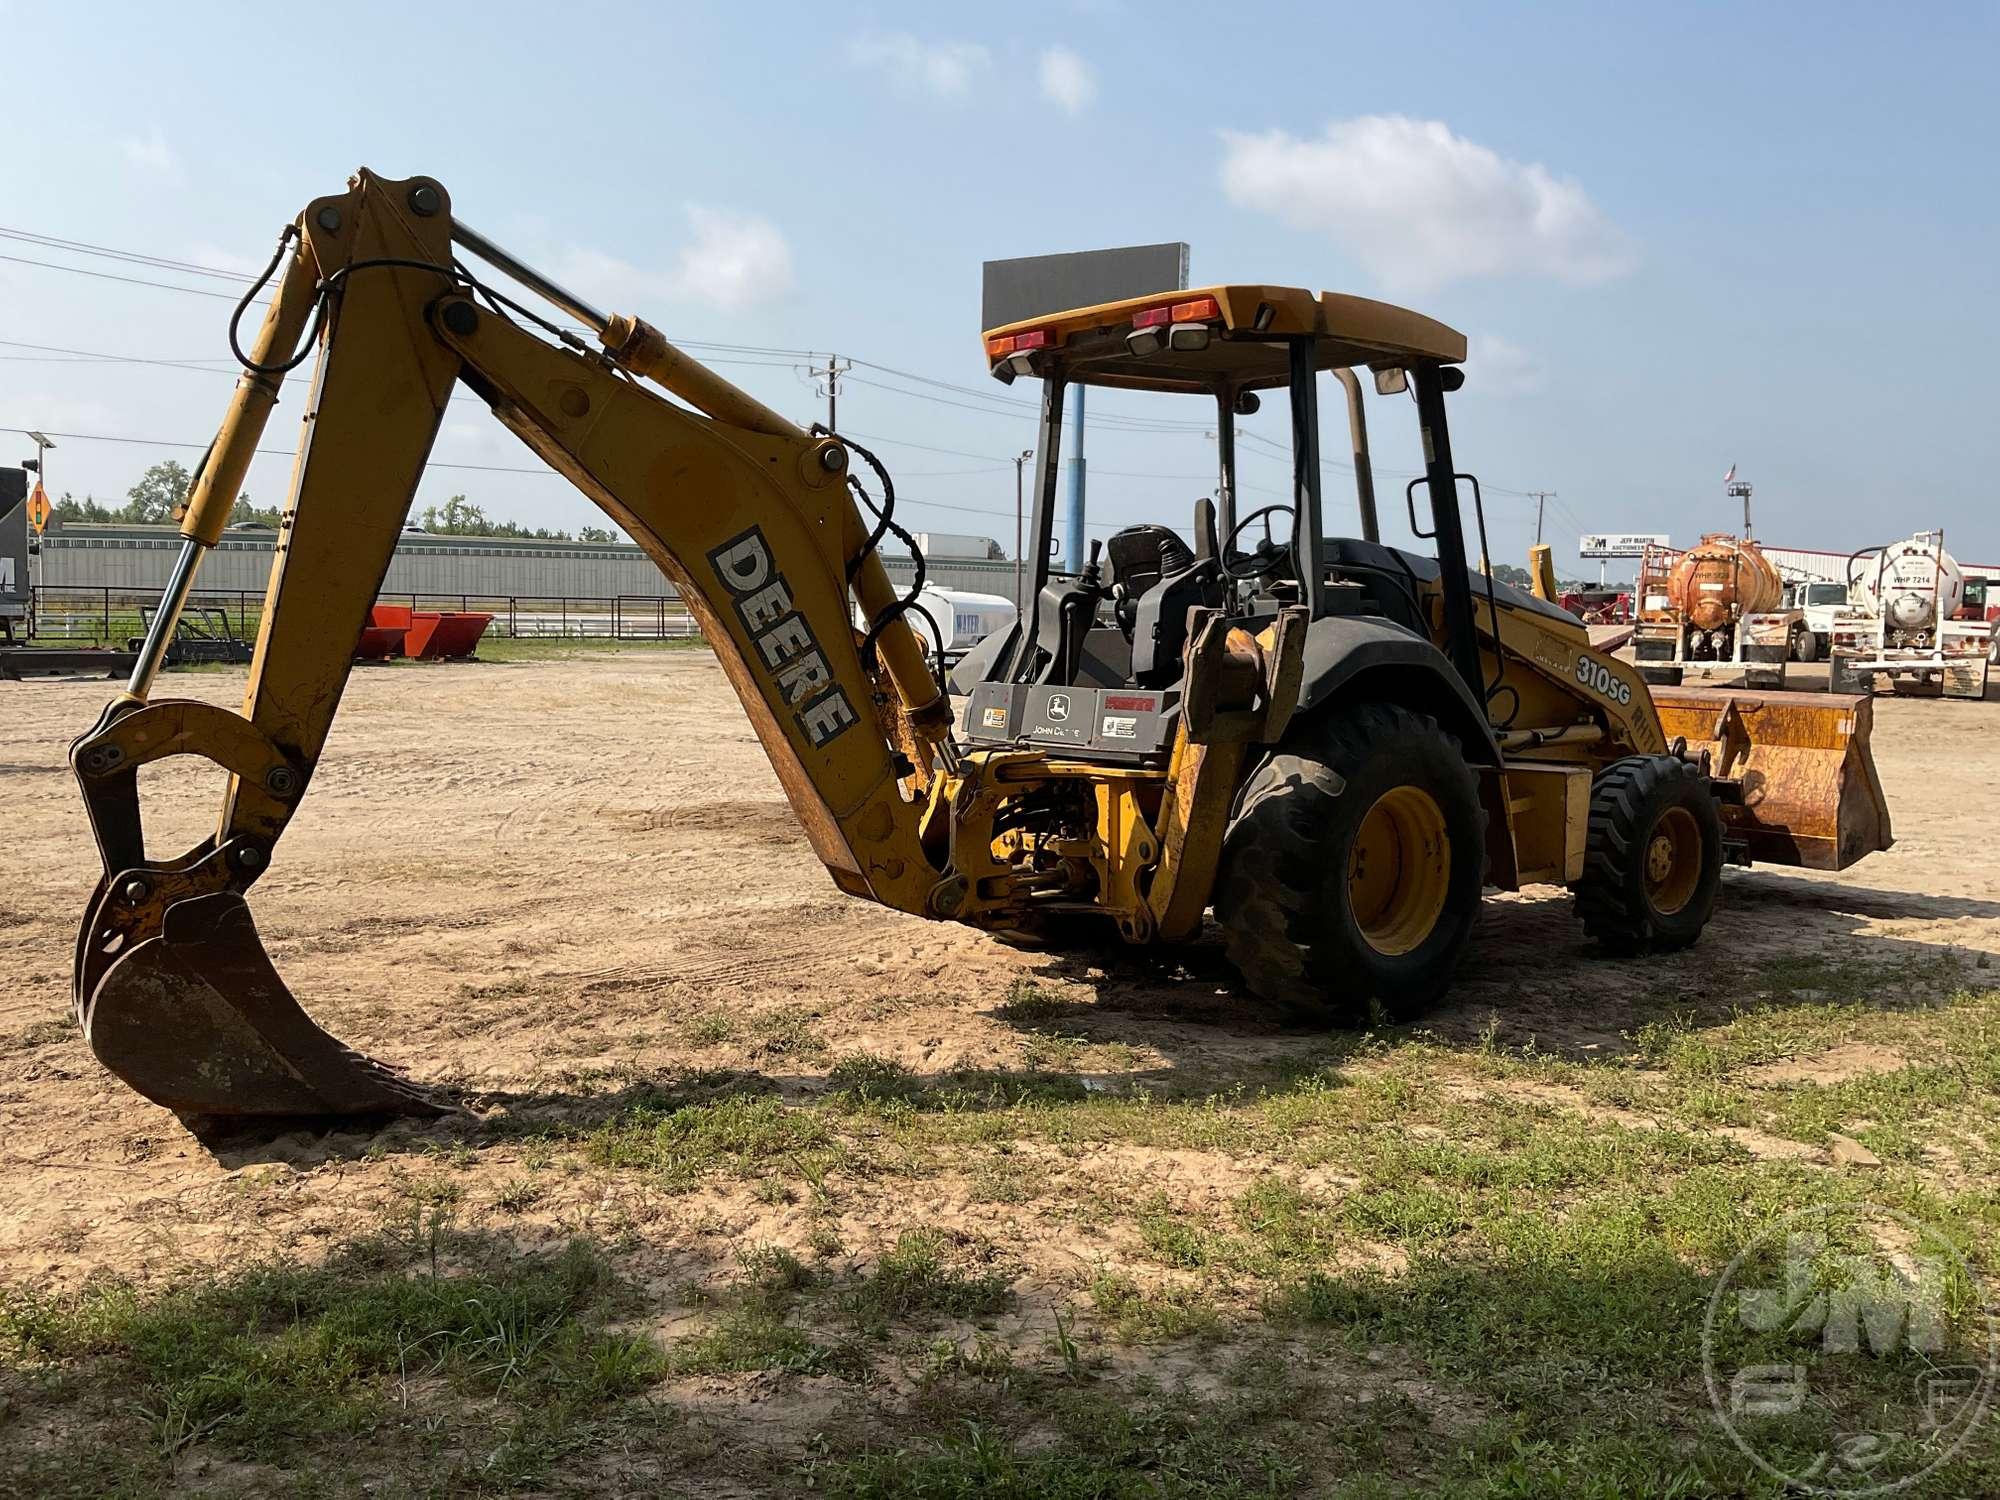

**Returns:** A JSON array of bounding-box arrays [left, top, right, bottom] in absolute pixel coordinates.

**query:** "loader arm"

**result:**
[[68, 170, 950, 1118]]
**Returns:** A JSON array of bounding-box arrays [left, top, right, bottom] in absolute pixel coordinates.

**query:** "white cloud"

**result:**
[[119, 127, 182, 181], [1038, 46, 1096, 115], [846, 32, 989, 99], [1465, 335, 1547, 397], [552, 206, 794, 315], [1219, 115, 1634, 291], [667, 207, 794, 311]]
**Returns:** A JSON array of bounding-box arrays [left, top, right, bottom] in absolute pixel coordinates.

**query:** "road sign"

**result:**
[[26, 481, 51, 533], [1579, 532, 1668, 559]]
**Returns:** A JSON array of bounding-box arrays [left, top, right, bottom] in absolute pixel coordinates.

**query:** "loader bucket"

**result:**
[[1650, 686, 1892, 871], [79, 890, 447, 1119]]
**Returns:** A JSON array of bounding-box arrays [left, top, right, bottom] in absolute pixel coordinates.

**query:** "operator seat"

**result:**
[[1110, 502, 1226, 689], [1105, 524, 1195, 636]]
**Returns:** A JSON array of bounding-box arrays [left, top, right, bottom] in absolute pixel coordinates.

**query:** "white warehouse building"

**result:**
[[37, 522, 1025, 601]]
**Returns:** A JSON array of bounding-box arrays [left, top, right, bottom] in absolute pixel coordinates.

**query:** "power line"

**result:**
[[5, 222, 1558, 504], [0, 250, 247, 301], [0, 225, 256, 282], [0, 423, 564, 477], [0, 423, 1153, 540]]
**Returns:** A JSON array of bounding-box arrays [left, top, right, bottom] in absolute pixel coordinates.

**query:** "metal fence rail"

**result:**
[[27, 586, 702, 644]]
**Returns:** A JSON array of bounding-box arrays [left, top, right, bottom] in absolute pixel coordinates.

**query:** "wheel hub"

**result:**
[[1643, 805, 1703, 916], [1348, 785, 1450, 957]]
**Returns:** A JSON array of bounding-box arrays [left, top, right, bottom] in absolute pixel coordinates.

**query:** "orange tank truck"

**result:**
[[1633, 534, 1799, 688], [1668, 534, 1784, 631]]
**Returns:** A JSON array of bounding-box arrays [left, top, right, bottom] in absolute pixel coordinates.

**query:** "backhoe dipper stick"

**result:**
[[71, 173, 464, 1119]]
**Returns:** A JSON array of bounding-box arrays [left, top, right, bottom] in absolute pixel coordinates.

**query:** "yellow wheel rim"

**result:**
[[1347, 785, 1451, 957], [1644, 805, 1703, 916]]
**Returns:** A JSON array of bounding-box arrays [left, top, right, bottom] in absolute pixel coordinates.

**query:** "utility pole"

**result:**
[[812, 355, 850, 432], [1012, 447, 1034, 612], [1727, 477, 1753, 539], [1526, 490, 1556, 546], [1066, 387, 1087, 572], [22, 431, 54, 631]]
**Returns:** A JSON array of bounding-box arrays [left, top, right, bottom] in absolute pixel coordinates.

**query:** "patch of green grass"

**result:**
[[492, 1176, 544, 1213], [0, 1233, 660, 1482], [682, 1011, 735, 1047], [1234, 1176, 1342, 1266], [967, 1149, 1049, 1205], [582, 1090, 834, 1189], [659, 1300, 851, 1378], [1767, 1063, 1972, 1151], [829, 1052, 929, 1106], [994, 979, 1071, 1024], [4, 1017, 72, 1052], [1137, 1198, 1232, 1271], [740, 1243, 817, 1296], [473, 634, 710, 663], [1087, 1272, 1220, 1344], [754, 1004, 830, 1060], [845, 1230, 1015, 1336], [1019, 1031, 1087, 1072], [810, 1411, 1307, 1499]]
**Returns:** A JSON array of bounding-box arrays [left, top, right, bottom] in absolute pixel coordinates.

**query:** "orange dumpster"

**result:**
[[405, 611, 493, 660], [356, 604, 412, 660]]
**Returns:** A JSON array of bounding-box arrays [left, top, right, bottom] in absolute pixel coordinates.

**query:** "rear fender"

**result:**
[[1293, 617, 1502, 768]]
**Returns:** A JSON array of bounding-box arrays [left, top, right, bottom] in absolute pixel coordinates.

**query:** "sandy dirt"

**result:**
[[2, 650, 1997, 1290]]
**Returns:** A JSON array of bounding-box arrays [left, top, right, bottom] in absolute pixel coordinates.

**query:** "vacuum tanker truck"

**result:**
[[1632, 533, 1801, 689], [1830, 531, 1993, 698]]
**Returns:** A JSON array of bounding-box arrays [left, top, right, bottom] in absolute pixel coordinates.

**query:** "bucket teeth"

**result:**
[[79, 891, 447, 1120]]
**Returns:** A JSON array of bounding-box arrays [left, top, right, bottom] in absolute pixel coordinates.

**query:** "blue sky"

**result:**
[[3, 0, 1995, 575]]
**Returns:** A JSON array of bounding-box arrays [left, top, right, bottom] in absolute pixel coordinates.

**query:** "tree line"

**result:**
[[50, 460, 620, 543]]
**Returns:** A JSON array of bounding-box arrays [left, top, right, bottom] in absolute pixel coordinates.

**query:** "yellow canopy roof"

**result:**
[[982, 284, 1466, 394]]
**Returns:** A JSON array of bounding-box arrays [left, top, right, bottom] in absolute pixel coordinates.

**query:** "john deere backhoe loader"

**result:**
[[69, 171, 1893, 1121]]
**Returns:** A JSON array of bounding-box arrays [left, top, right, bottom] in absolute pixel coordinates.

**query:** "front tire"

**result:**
[[1573, 756, 1723, 955], [1792, 626, 1820, 663], [1214, 703, 1486, 1026]]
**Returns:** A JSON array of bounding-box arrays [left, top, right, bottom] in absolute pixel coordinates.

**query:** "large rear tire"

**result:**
[[1214, 703, 1486, 1026], [1572, 756, 1723, 955]]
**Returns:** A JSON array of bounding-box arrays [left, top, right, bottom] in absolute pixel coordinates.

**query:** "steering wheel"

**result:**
[[1221, 504, 1299, 580]]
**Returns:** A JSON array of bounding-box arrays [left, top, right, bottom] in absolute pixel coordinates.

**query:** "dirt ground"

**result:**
[[1, 650, 1996, 1286], [4, 649, 2000, 1495]]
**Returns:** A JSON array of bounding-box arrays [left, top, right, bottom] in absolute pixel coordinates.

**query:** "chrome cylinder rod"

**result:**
[[450, 220, 608, 334], [126, 538, 205, 700]]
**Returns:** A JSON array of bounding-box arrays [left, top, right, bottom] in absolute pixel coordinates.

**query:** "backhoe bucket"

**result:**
[[1651, 686, 1892, 871], [80, 891, 447, 1119]]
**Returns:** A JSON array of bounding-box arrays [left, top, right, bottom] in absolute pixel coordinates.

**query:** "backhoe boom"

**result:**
[[70, 170, 951, 1116]]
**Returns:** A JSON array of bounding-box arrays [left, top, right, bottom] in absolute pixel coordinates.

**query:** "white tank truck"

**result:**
[[854, 584, 1018, 671], [1829, 531, 1993, 700]]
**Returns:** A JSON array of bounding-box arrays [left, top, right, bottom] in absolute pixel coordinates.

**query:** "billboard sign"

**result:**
[[981, 242, 1190, 330], [1579, 532, 1670, 559]]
